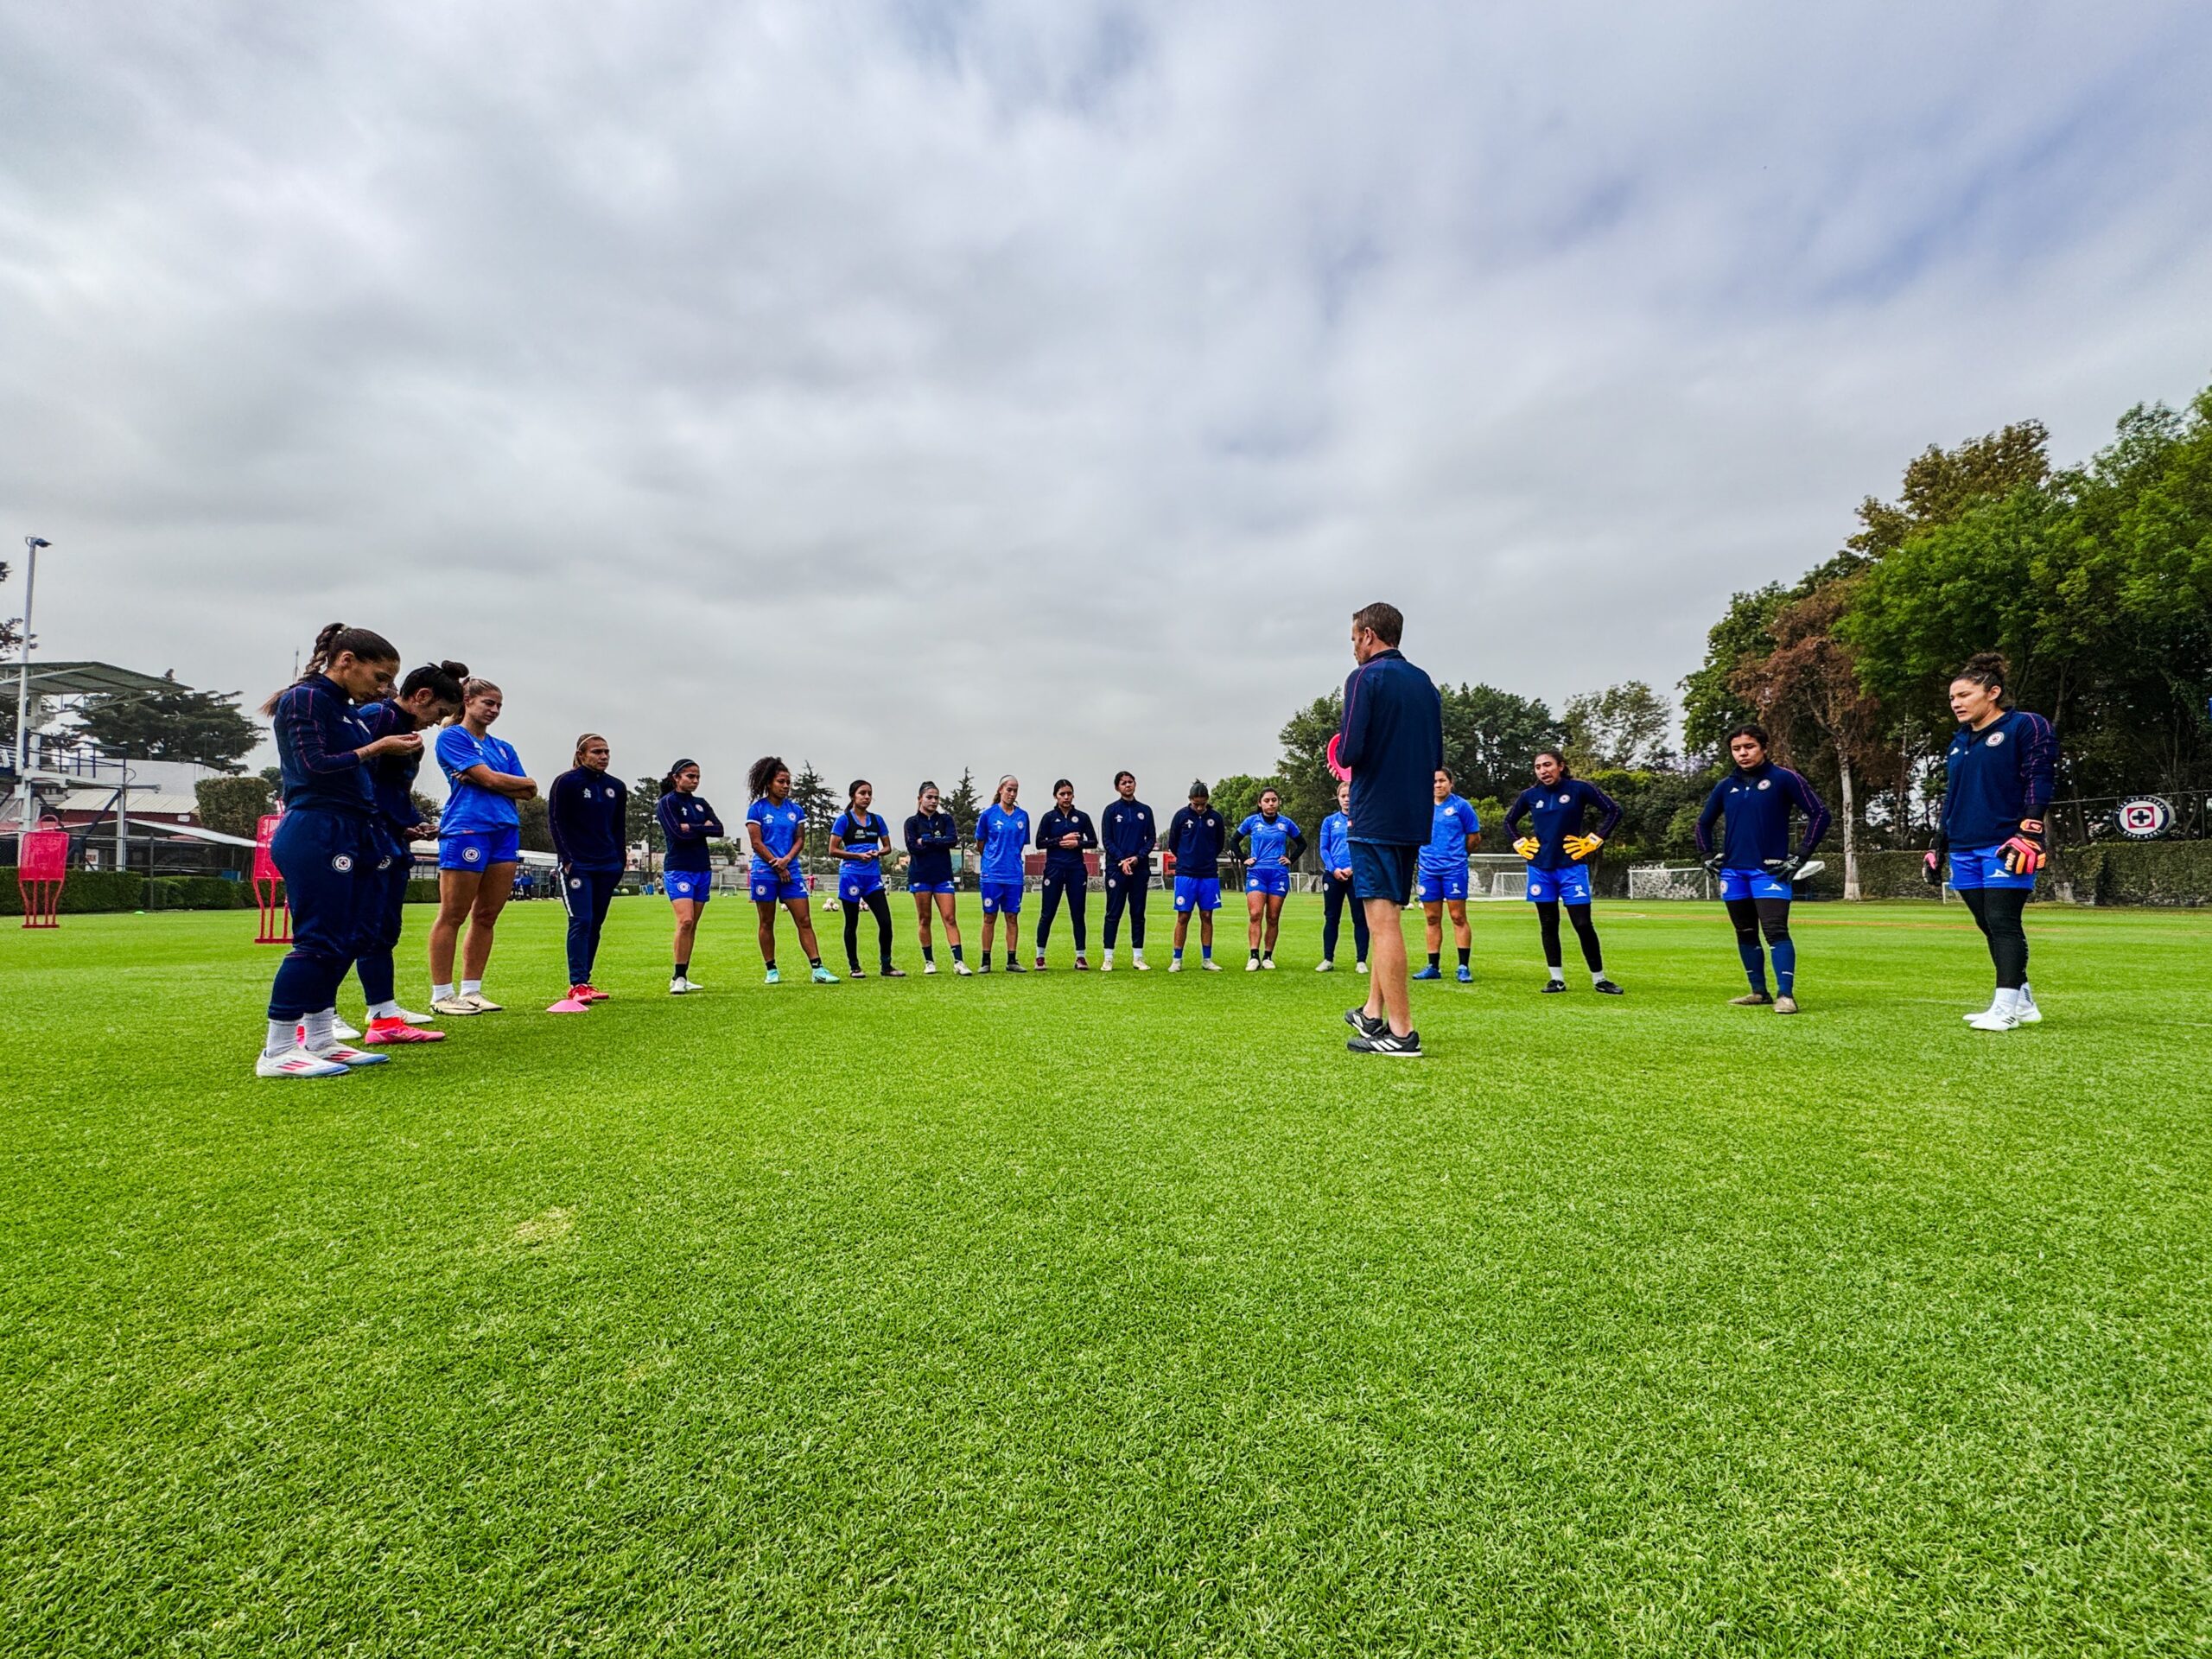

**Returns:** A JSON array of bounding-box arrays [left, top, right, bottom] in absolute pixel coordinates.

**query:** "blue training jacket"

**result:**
[[904, 810, 959, 886], [359, 698, 427, 843], [1101, 798, 1156, 867], [1338, 648, 1444, 847], [1035, 806, 1097, 878], [1319, 810, 1352, 874], [1504, 777, 1624, 872], [548, 768, 629, 871], [1695, 762, 1830, 869], [657, 791, 725, 874], [270, 674, 375, 817], [1941, 709, 2056, 848], [1166, 803, 1229, 880]]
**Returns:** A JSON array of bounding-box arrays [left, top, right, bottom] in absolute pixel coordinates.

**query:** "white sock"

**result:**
[[1591, 969, 1607, 986], [367, 1001, 400, 1020], [1103, 950, 1115, 965], [303, 1009, 335, 1051], [266, 1018, 296, 1057], [2019, 980, 2035, 1005], [1132, 949, 1145, 963], [1994, 988, 2022, 1016], [461, 979, 482, 996], [1548, 964, 1565, 982], [432, 982, 455, 1002]]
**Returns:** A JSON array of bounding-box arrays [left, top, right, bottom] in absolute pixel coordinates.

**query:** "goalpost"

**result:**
[[1627, 864, 1717, 901], [1465, 855, 1529, 900]]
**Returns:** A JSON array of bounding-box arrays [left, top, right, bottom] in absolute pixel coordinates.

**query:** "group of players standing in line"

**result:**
[[249, 620, 2058, 1077]]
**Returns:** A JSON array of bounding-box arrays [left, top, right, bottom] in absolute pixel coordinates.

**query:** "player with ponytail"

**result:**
[[544, 734, 629, 1011], [1927, 652, 2056, 1032], [428, 677, 536, 1015], [1503, 748, 1625, 995], [1694, 722, 1830, 1014], [656, 759, 723, 995], [352, 658, 467, 1043], [745, 755, 836, 984], [253, 624, 411, 1077], [830, 779, 904, 977]]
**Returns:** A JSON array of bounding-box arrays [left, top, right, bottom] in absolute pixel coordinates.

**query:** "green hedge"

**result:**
[[0, 868, 261, 913], [2063, 840, 2212, 906]]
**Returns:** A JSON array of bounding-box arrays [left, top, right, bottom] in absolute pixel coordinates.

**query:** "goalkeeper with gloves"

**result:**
[[1694, 723, 1831, 1014], [1925, 652, 2056, 1032], [1503, 748, 1625, 995]]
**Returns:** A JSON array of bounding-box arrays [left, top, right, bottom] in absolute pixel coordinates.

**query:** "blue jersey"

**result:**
[[1421, 794, 1480, 873], [1236, 811, 1304, 870], [1035, 807, 1096, 877], [1101, 798, 1156, 866], [1165, 804, 1228, 880], [1503, 778, 1624, 871], [903, 810, 960, 886], [548, 769, 628, 871], [976, 803, 1031, 882], [435, 725, 524, 834], [358, 697, 425, 838], [1318, 810, 1353, 873], [270, 674, 374, 817], [1695, 762, 1830, 868], [658, 792, 725, 874], [832, 810, 891, 866], [1941, 709, 2056, 847], [747, 797, 806, 875]]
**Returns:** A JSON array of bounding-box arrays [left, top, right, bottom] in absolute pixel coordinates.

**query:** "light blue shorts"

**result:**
[[838, 868, 886, 903], [438, 828, 519, 871], [1419, 865, 1468, 903], [907, 879, 956, 896], [751, 870, 806, 903]]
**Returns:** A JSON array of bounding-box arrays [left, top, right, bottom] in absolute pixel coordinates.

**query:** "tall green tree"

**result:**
[[944, 769, 982, 838], [1275, 693, 1343, 837], [193, 775, 275, 840], [790, 760, 836, 846], [75, 673, 259, 770], [1563, 682, 1672, 772], [1848, 420, 2051, 560], [1440, 683, 1564, 803], [1210, 773, 1279, 831], [1681, 583, 1789, 758]]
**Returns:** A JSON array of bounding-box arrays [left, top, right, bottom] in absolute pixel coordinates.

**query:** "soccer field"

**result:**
[[4, 897, 2209, 1654]]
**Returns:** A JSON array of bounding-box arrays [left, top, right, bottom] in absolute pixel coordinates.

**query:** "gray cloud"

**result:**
[[3, 0, 2209, 804]]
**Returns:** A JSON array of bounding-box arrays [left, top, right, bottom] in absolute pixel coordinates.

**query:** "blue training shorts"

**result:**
[[751, 870, 806, 903], [907, 878, 956, 895], [1244, 867, 1289, 898], [1719, 865, 1793, 902], [838, 868, 886, 903], [1526, 862, 1594, 905], [439, 827, 519, 871], [664, 868, 714, 904], [1419, 864, 1469, 904], [979, 879, 1024, 915], [1350, 842, 1416, 906], [1173, 875, 1222, 912], [1948, 843, 2037, 892]]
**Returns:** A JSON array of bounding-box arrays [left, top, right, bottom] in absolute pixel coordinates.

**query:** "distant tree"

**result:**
[[1681, 584, 1791, 760], [1440, 683, 1565, 802], [411, 791, 441, 832], [74, 672, 259, 771], [518, 796, 555, 854], [790, 760, 836, 844], [626, 778, 660, 854], [1562, 682, 1673, 772], [0, 556, 16, 655], [1275, 693, 1343, 838], [1848, 420, 2051, 562], [944, 768, 982, 837], [1210, 773, 1279, 830], [194, 775, 274, 840]]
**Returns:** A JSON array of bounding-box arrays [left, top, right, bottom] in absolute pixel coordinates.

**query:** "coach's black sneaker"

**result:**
[[1541, 979, 1567, 994], [1349, 1027, 1423, 1058], [1344, 1007, 1387, 1039], [1729, 990, 1772, 1006], [1594, 978, 1624, 995]]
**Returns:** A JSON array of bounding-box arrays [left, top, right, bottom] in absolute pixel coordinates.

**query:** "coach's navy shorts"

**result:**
[[1350, 840, 1417, 907]]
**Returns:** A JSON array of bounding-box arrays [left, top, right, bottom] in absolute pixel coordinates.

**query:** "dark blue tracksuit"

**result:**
[[1100, 797, 1156, 948], [1034, 806, 1097, 953], [1694, 761, 1830, 996], [904, 810, 960, 888], [267, 675, 377, 1021], [353, 698, 429, 1007], [549, 767, 630, 985], [1338, 647, 1445, 902], [1503, 778, 1624, 873]]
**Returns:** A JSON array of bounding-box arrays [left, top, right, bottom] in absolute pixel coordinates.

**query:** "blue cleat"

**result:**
[[810, 965, 840, 984], [764, 967, 780, 985], [1456, 965, 1473, 984], [1411, 964, 1443, 981]]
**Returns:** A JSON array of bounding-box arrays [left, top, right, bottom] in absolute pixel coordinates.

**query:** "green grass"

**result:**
[[4, 895, 2210, 1656]]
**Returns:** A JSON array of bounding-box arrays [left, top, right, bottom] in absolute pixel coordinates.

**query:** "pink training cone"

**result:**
[[545, 995, 592, 1014]]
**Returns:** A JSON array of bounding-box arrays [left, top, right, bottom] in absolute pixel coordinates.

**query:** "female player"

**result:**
[[353, 658, 467, 1043], [1694, 723, 1830, 1014], [1926, 652, 2056, 1032], [1165, 780, 1228, 970], [745, 756, 836, 984], [1316, 779, 1368, 974], [1033, 779, 1097, 969], [1414, 769, 1482, 982], [1232, 786, 1306, 969], [254, 623, 410, 1077], [1099, 771, 1155, 971], [657, 759, 723, 995], [974, 776, 1032, 972], [429, 677, 536, 1016], [544, 734, 629, 1012], [830, 780, 904, 978], [1504, 748, 1625, 995], [904, 781, 970, 975]]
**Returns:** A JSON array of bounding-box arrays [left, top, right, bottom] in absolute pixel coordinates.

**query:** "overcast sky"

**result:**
[[4, 0, 2209, 805]]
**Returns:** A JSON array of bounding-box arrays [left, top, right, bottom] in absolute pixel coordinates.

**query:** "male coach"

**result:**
[[1338, 601, 1444, 1057]]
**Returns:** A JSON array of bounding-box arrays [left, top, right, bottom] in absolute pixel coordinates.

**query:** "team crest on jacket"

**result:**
[[331, 854, 353, 872], [1987, 731, 2005, 746], [1758, 779, 1771, 789], [1559, 794, 1571, 804]]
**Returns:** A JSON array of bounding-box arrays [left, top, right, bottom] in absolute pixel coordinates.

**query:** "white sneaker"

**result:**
[[953, 961, 974, 976], [1132, 957, 1150, 972], [461, 992, 503, 1013], [1261, 957, 1276, 970], [1203, 958, 1223, 972], [391, 1005, 436, 1027], [2015, 999, 2043, 1024], [670, 976, 697, 995], [1169, 959, 1184, 973], [307, 1041, 388, 1067], [1357, 961, 1370, 975], [1245, 957, 1261, 972], [330, 1015, 361, 1041], [257, 1046, 349, 1079], [1967, 1009, 2019, 1032], [1101, 958, 1115, 972], [923, 961, 939, 976], [1316, 959, 1335, 972], [429, 995, 480, 1017]]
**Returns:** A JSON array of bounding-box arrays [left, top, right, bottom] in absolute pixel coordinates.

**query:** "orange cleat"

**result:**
[[572, 984, 610, 1002], [359, 1016, 444, 1045]]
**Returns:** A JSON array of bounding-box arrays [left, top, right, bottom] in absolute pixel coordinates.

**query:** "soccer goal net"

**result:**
[[1626, 864, 1716, 901], [1466, 855, 1529, 900]]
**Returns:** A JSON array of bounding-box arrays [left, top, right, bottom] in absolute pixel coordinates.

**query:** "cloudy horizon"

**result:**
[[4, 0, 2209, 804]]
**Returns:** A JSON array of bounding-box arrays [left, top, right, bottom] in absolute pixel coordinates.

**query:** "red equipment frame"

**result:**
[[17, 817, 67, 928], [253, 813, 292, 944]]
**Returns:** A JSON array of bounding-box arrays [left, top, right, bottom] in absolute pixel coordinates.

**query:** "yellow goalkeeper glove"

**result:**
[[1562, 833, 1604, 861], [1514, 836, 1540, 861]]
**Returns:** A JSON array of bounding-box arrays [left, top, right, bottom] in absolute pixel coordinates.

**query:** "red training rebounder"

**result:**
[[253, 812, 292, 944], [18, 818, 67, 929]]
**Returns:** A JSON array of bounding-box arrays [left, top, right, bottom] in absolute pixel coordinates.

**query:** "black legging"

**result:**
[[1321, 873, 1370, 963], [1535, 899, 1603, 972], [1038, 870, 1089, 951], [1960, 887, 2030, 989], [1104, 866, 1148, 949], [1724, 895, 1793, 950], [843, 887, 894, 969]]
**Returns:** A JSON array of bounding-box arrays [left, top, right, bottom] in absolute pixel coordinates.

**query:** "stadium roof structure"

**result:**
[[9, 661, 179, 697]]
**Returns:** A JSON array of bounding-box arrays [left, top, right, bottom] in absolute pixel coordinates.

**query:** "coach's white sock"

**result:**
[[432, 982, 455, 1003], [461, 979, 482, 997], [265, 1018, 296, 1058], [367, 1001, 400, 1020], [302, 1009, 335, 1051]]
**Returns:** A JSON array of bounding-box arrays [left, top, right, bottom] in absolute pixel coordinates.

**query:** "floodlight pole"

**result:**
[[12, 536, 49, 837]]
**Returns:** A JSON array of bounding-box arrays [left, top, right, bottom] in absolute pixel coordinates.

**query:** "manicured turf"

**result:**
[[4, 895, 2209, 1654]]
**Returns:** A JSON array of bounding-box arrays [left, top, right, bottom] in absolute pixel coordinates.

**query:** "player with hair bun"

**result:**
[[746, 755, 836, 984], [657, 759, 723, 995], [429, 677, 536, 1016], [1695, 722, 1829, 1014], [830, 779, 903, 978], [1414, 768, 1482, 983], [974, 775, 1032, 973], [1504, 747, 1625, 995], [904, 781, 969, 975], [353, 658, 467, 1043], [1927, 652, 2057, 1032], [1033, 779, 1096, 969], [1231, 786, 1305, 970], [544, 734, 628, 1012]]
